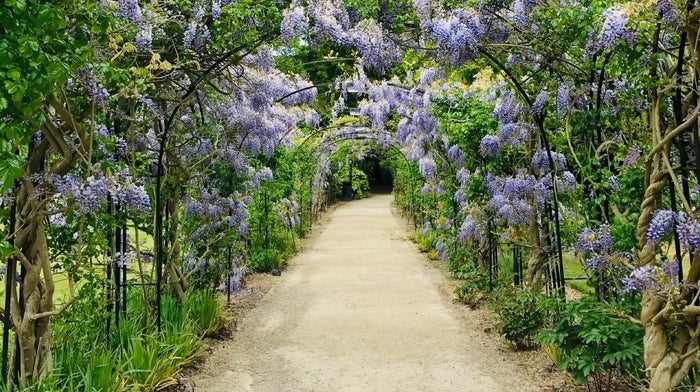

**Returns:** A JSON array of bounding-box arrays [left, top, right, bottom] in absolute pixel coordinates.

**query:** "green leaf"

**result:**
[[0, 240, 11, 260], [5, 0, 26, 11], [7, 69, 20, 81]]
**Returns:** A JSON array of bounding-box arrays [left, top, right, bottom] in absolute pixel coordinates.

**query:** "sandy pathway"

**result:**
[[193, 194, 545, 391]]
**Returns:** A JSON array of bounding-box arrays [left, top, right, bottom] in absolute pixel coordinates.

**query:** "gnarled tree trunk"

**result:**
[[638, 56, 700, 389], [11, 194, 54, 387], [166, 192, 188, 300]]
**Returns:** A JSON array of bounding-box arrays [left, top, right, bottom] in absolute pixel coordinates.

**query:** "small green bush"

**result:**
[[453, 261, 490, 307], [536, 296, 644, 390], [415, 229, 437, 252], [488, 287, 557, 349]]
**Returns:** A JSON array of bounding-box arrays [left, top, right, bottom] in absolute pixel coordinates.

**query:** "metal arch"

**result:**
[[307, 128, 408, 163]]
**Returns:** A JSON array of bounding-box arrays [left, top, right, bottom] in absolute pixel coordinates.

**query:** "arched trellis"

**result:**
[[303, 125, 418, 220], [307, 121, 563, 295], [288, 75, 567, 295]]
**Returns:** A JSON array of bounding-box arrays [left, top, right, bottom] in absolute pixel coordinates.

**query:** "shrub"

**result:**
[[453, 261, 490, 307], [413, 229, 436, 252], [488, 287, 557, 349], [536, 296, 644, 390]]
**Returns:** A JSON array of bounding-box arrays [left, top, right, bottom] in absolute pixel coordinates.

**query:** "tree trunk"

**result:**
[[10, 187, 55, 387], [636, 157, 700, 390], [527, 213, 544, 287], [166, 187, 188, 300]]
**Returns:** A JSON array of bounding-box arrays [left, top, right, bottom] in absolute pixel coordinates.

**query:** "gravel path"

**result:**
[[193, 194, 548, 391]]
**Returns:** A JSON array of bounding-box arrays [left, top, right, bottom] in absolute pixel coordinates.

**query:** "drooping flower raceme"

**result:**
[[447, 145, 465, 168], [531, 149, 567, 173], [556, 85, 571, 117], [598, 7, 635, 50], [621, 260, 680, 294], [675, 211, 700, 252], [531, 90, 549, 116], [117, 0, 142, 25], [349, 19, 401, 75], [574, 225, 617, 271], [486, 171, 535, 226], [277, 196, 301, 229], [281, 4, 309, 43], [418, 156, 438, 181], [646, 210, 675, 245], [428, 8, 486, 67], [134, 25, 152, 51], [654, 0, 679, 26], [622, 144, 642, 167], [479, 135, 501, 158]]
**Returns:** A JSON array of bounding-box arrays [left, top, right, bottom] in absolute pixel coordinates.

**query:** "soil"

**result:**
[[181, 194, 586, 392]]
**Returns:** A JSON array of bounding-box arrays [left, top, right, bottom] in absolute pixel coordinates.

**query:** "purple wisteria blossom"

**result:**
[[278, 196, 301, 229], [280, 3, 309, 42], [447, 145, 465, 168], [655, 0, 679, 25], [622, 144, 642, 167], [621, 260, 680, 294], [73, 67, 110, 107], [574, 225, 617, 271], [429, 8, 486, 66], [646, 210, 675, 245], [556, 85, 571, 117], [675, 211, 700, 251], [531, 91, 549, 116], [609, 175, 620, 193], [349, 19, 401, 74], [459, 215, 483, 243], [418, 156, 438, 181], [598, 7, 635, 50], [497, 122, 529, 148], [486, 171, 536, 226], [492, 91, 522, 125], [117, 0, 142, 25], [479, 135, 501, 158], [531, 149, 567, 173], [419, 68, 442, 86], [134, 25, 152, 51], [212, 0, 221, 20]]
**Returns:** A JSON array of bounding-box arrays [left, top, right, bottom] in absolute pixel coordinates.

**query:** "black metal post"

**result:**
[[121, 224, 127, 316], [114, 222, 121, 327], [106, 198, 113, 339], [264, 190, 269, 249], [513, 245, 522, 287], [488, 219, 494, 291], [226, 246, 232, 306]]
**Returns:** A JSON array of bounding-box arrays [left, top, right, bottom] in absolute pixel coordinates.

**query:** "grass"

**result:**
[[0, 225, 155, 301], [562, 251, 594, 295]]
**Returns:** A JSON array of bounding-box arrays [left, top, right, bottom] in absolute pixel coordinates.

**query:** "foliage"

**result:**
[[17, 288, 218, 392], [333, 165, 371, 199], [414, 229, 436, 253], [453, 261, 490, 307], [537, 296, 644, 388], [488, 287, 557, 349]]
